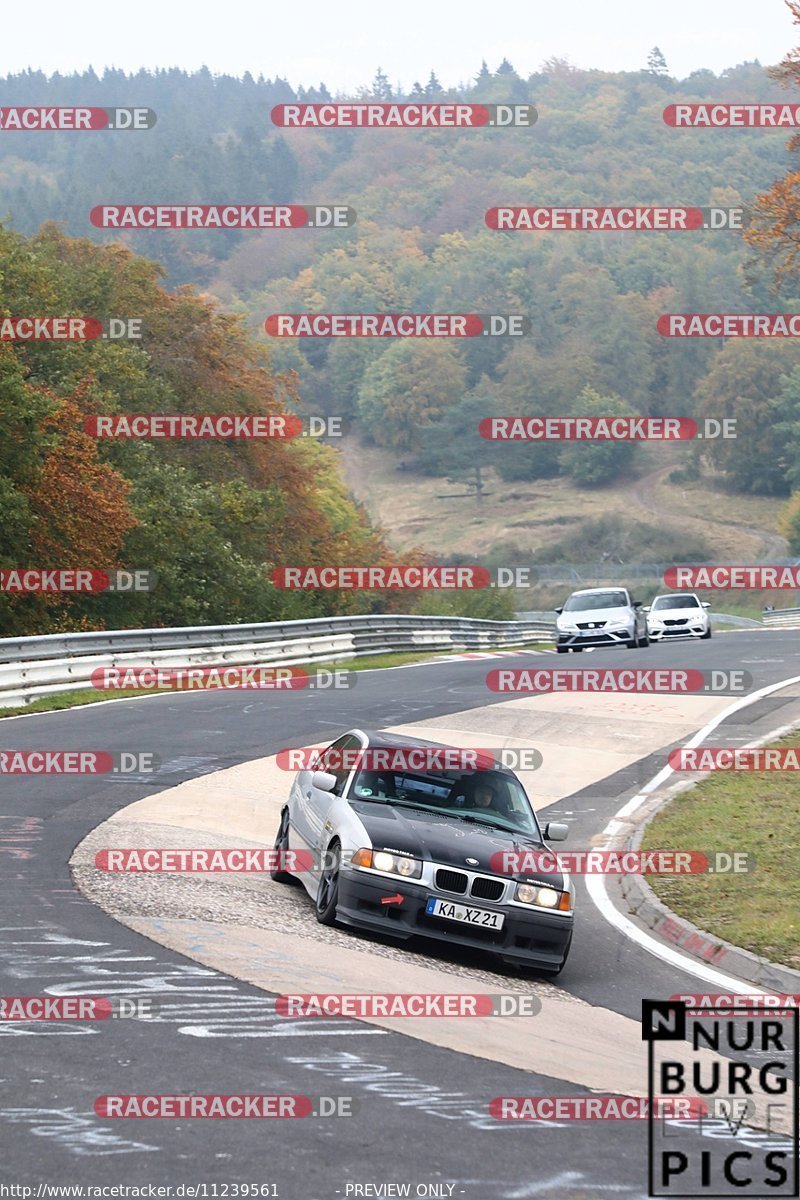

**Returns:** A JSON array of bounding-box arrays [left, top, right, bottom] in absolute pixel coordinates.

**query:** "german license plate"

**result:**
[[426, 896, 504, 930]]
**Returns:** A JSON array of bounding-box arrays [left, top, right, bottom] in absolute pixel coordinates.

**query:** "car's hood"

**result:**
[[650, 607, 703, 619], [350, 800, 565, 889], [560, 605, 631, 623]]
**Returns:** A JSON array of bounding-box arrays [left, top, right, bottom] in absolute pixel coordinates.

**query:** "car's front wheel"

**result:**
[[315, 841, 341, 925], [270, 809, 295, 884], [702, 626, 712, 639]]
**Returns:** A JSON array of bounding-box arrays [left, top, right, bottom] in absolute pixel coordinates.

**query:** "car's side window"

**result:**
[[316, 734, 349, 772], [318, 734, 362, 796]]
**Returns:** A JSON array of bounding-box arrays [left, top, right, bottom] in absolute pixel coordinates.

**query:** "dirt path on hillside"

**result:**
[[337, 435, 790, 561], [624, 464, 789, 559]]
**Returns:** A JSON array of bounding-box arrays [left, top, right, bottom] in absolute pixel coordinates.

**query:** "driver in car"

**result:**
[[471, 780, 498, 810]]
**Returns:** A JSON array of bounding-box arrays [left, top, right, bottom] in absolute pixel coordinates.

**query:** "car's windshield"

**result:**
[[563, 590, 628, 612], [652, 595, 700, 610], [349, 766, 541, 836]]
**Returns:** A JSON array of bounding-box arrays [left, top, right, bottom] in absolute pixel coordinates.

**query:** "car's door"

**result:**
[[302, 733, 363, 868], [291, 737, 342, 853]]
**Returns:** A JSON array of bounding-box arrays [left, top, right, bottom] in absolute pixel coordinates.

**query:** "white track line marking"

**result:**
[[587, 672, 800, 991]]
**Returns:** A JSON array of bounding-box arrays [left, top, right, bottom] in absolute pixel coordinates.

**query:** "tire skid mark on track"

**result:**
[[0, 1106, 160, 1156], [0, 924, 386, 1041], [286, 1048, 796, 1154]]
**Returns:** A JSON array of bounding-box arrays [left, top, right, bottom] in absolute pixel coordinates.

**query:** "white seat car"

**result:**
[[554, 587, 648, 652], [645, 592, 711, 641]]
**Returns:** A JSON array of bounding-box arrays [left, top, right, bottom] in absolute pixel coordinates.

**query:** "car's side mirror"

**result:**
[[554, 607, 563, 615], [312, 770, 338, 793], [701, 601, 710, 609], [643, 605, 650, 613], [543, 821, 569, 842]]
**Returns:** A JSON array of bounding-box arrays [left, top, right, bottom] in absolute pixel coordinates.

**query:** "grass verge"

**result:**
[[0, 688, 147, 718], [642, 734, 800, 970]]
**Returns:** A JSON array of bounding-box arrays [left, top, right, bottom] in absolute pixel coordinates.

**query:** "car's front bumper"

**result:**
[[335, 868, 573, 970], [556, 628, 633, 648], [648, 623, 707, 640]]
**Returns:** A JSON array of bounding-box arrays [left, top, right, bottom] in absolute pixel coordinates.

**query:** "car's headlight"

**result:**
[[557, 620, 577, 631], [606, 620, 632, 631], [515, 883, 570, 910], [351, 847, 422, 879]]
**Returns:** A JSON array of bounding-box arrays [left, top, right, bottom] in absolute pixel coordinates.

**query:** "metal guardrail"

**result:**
[[763, 608, 800, 628], [708, 613, 763, 629], [0, 614, 555, 709]]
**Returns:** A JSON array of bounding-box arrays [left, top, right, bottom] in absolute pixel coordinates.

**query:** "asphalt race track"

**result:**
[[2, 630, 799, 1199]]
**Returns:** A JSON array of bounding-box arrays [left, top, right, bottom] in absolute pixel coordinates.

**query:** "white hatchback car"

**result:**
[[554, 587, 648, 652], [645, 593, 711, 641]]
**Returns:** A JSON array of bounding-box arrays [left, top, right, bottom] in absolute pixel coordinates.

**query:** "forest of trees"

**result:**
[[5, 48, 800, 630], [4, 57, 797, 489], [0, 224, 425, 636]]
